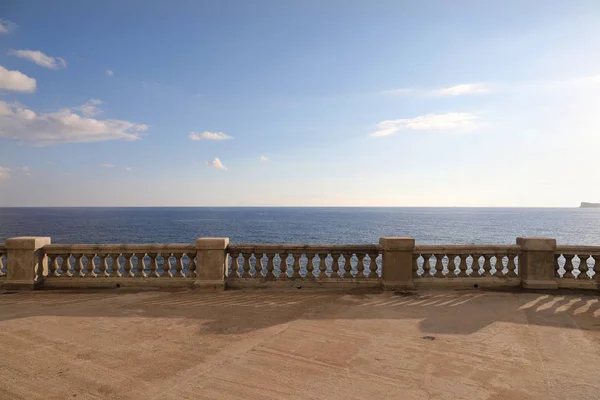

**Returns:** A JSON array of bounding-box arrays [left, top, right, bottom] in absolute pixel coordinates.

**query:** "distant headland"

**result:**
[[580, 202, 600, 208]]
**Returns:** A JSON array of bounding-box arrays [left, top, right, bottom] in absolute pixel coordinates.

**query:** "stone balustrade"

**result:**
[[554, 245, 600, 289], [226, 244, 382, 289], [412, 244, 522, 288], [0, 236, 598, 291]]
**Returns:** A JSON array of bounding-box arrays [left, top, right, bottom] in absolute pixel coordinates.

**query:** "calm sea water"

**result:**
[[0, 207, 599, 245]]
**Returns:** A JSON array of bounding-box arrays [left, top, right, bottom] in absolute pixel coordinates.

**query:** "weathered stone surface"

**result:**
[[5, 236, 51, 289], [1, 290, 599, 399], [517, 237, 558, 289], [195, 237, 229, 290], [380, 237, 415, 289]]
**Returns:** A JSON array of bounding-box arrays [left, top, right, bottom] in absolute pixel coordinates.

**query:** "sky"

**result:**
[[0, 0, 599, 207]]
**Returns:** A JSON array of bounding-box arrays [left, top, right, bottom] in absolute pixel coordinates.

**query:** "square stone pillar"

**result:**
[[517, 237, 558, 289], [5, 236, 51, 290], [194, 238, 229, 290], [380, 237, 415, 290]]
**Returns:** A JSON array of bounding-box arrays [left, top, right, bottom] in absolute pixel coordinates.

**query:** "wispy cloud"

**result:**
[[189, 131, 233, 141], [0, 66, 36, 92], [76, 99, 103, 117], [431, 83, 492, 96], [0, 167, 10, 180], [0, 19, 17, 34], [260, 155, 268, 162], [19, 165, 32, 176], [9, 49, 66, 70], [100, 163, 115, 168], [205, 157, 227, 170], [125, 167, 133, 172], [0, 99, 148, 146], [106, 69, 114, 77], [370, 113, 480, 137]]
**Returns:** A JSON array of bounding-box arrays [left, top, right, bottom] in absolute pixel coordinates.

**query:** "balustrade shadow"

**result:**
[[0, 289, 599, 335]]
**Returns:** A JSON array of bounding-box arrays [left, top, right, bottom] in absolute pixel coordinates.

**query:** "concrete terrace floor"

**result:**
[[1, 289, 600, 400]]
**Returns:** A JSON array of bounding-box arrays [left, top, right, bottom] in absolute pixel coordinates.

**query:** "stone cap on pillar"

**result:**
[[5, 237, 51, 250], [516, 237, 556, 251], [196, 238, 230, 250], [378, 237, 415, 250]]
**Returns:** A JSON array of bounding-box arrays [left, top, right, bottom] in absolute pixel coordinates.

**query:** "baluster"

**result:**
[[317, 253, 328, 279], [507, 254, 517, 277], [187, 252, 196, 278], [292, 252, 301, 279], [242, 252, 251, 278], [162, 252, 172, 277], [342, 252, 353, 278], [279, 253, 288, 279], [61, 254, 72, 277], [97, 254, 108, 277], [0, 252, 4, 276], [50, 254, 60, 276], [123, 253, 133, 277], [433, 254, 444, 277], [228, 251, 240, 278], [564, 254, 575, 279], [173, 253, 184, 278], [470, 254, 481, 276], [73, 254, 84, 277], [421, 254, 432, 277], [494, 255, 505, 277], [306, 252, 316, 279], [355, 253, 366, 279], [446, 254, 457, 277], [330, 252, 340, 278], [457, 255, 468, 277], [593, 255, 600, 282], [148, 253, 159, 278], [265, 253, 275, 279], [85, 254, 97, 277], [136, 253, 147, 278], [481, 255, 492, 276], [578, 255, 589, 279], [254, 252, 263, 278], [110, 253, 122, 277]]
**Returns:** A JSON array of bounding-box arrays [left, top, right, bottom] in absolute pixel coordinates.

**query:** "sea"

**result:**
[[0, 207, 599, 246]]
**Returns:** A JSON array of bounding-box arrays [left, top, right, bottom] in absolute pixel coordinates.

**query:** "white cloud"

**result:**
[[260, 155, 268, 162], [76, 99, 103, 117], [106, 70, 114, 77], [9, 49, 67, 70], [0, 65, 36, 92], [125, 167, 133, 172], [0, 19, 17, 34], [0, 167, 10, 180], [370, 113, 480, 137], [205, 157, 227, 170], [0, 99, 148, 146], [432, 83, 492, 96], [189, 131, 233, 141], [19, 165, 32, 176], [100, 163, 115, 168]]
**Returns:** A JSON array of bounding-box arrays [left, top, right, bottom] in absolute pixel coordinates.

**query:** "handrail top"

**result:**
[[43, 244, 195, 253], [414, 244, 521, 254], [227, 244, 381, 252], [555, 245, 600, 255]]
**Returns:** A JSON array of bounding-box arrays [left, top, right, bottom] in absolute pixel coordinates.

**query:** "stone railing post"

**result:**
[[5, 236, 51, 290], [517, 237, 558, 289], [380, 237, 415, 290], [194, 238, 229, 290]]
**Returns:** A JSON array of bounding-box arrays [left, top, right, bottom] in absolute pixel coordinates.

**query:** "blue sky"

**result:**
[[0, 0, 599, 206]]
